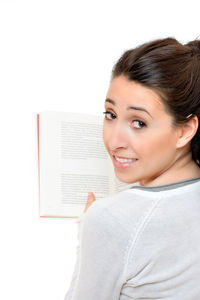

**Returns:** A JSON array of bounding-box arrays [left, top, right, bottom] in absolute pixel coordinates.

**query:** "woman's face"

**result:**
[[103, 75, 182, 186]]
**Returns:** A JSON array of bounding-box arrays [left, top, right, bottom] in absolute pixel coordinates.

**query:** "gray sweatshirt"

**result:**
[[64, 177, 200, 300]]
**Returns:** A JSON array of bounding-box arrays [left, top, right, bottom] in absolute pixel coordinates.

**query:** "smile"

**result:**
[[114, 156, 137, 162], [113, 155, 138, 169]]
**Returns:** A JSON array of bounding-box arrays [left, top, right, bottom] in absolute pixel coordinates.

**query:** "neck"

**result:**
[[139, 150, 200, 187]]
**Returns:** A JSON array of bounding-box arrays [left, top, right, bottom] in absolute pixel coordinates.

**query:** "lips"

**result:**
[[112, 155, 138, 170]]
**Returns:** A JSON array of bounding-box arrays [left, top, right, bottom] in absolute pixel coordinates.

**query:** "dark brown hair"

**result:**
[[111, 37, 200, 166]]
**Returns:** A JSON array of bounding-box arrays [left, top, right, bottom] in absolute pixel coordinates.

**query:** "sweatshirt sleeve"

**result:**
[[64, 201, 127, 300]]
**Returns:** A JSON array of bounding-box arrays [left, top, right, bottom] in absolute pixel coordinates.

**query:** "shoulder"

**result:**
[[83, 179, 200, 232], [83, 189, 162, 240], [79, 190, 163, 283]]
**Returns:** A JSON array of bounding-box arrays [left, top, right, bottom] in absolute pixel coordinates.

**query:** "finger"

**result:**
[[88, 192, 96, 202], [84, 192, 96, 213]]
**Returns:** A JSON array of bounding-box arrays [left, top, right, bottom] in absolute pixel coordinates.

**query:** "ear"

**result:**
[[176, 115, 199, 149]]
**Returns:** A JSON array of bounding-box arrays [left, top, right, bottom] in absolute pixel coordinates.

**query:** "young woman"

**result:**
[[64, 37, 200, 300]]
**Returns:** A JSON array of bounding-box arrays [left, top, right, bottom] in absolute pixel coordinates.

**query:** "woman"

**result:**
[[64, 37, 200, 299]]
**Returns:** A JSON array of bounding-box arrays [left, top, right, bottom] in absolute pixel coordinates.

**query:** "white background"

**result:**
[[0, 0, 199, 299]]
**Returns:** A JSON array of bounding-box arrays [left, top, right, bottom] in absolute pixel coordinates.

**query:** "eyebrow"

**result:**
[[105, 98, 153, 119]]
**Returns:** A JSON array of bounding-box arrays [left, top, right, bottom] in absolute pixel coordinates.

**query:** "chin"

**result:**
[[115, 173, 138, 184]]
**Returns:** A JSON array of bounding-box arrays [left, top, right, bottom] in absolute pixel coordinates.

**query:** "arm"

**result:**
[[66, 202, 126, 300], [64, 193, 96, 299]]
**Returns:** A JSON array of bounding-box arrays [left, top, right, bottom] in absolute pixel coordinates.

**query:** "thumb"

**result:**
[[88, 192, 96, 202], [83, 192, 96, 213]]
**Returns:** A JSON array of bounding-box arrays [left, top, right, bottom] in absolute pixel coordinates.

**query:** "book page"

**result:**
[[107, 157, 139, 195], [39, 111, 113, 218]]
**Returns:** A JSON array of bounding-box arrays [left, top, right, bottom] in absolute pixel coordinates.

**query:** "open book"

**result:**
[[37, 111, 138, 218]]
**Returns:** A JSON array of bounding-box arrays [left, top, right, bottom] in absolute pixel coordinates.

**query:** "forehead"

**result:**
[[106, 76, 164, 114]]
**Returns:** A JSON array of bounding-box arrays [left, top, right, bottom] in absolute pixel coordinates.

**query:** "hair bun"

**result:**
[[187, 40, 200, 55]]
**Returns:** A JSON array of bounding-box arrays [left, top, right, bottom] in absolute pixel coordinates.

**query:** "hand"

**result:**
[[83, 192, 96, 213]]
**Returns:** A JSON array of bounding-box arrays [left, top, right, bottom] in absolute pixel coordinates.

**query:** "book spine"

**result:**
[[37, 114, 40, 217]]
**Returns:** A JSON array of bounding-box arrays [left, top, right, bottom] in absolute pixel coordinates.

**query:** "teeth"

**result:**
[[115, 156, 137, 163]]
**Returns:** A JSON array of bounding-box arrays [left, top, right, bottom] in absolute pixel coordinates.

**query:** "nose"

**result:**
[[106, 123, 129, 151]]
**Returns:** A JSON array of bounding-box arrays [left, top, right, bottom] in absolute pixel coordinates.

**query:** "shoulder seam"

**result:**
[[122, 196, 163, 282]]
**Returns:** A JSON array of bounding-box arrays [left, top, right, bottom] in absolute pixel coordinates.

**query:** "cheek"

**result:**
[[136, 130, 176, 158]]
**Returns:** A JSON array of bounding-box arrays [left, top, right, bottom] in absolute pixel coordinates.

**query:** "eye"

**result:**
[[103, 111, 146, 129], [103, 111, 116, 120], [132, 120, 146, 129]]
